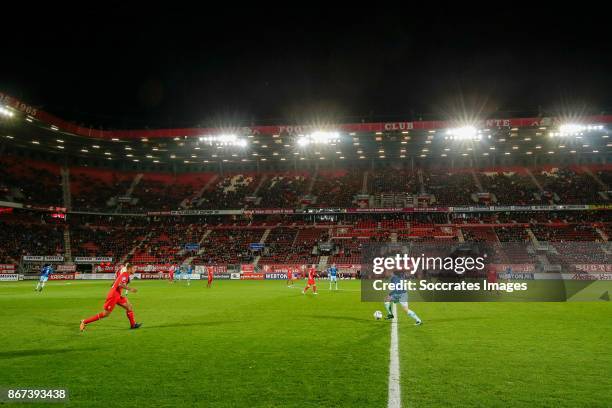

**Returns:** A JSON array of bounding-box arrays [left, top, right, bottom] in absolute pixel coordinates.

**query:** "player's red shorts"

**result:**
[[103, 294, 128, 312], [208, 276, 213, 284], [307, 279, 315, 286], [288, 272, 293, 280], [169, 271, 174, 280]]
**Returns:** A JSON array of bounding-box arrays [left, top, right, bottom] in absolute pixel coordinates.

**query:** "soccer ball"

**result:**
[[373, 311, 383, 320]]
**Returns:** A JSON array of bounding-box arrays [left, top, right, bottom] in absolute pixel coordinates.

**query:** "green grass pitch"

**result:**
[[0, 280, 610, 407]]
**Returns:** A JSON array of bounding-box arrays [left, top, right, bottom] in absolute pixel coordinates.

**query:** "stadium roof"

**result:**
[[1, 92, 611, 167]]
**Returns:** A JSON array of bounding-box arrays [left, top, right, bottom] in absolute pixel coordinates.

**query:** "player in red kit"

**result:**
[[114, 263, 129, 296], [169, 264, 175, 283], [287, 267, 293, 287], [487, 266, 498, 284], [302, 265, 318, 295], [207, 266, 214, 288], [80, 263, 142, 331], [487, 269, 497, 283], [487, 265, 501, 295]]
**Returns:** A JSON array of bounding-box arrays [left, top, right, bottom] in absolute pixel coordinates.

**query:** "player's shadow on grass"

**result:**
[[309, 315, 371, 324], [146, 320, 240, 329], [34, 317, 81, 328], [427, 316, 489, 324], [0, 348, 95, 360]]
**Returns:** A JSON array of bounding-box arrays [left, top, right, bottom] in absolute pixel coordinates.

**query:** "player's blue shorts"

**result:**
[[39, 276, 49, 282], [330, 275, 337, 282], [389, 292, 408, 305]]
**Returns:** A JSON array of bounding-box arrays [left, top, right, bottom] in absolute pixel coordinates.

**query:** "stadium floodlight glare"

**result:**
[[199, 134, 248, 147], [297, 131, 340, 147], [445, 126, 481, 140], [0, 106, 15, 117], [551, 123, 604, 137]]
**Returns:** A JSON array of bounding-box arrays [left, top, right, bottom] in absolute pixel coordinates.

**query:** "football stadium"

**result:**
[[1, 7, 611, 408]]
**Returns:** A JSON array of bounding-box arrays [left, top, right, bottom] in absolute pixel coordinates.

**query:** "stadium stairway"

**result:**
[[317, 255, 329, 270], [252, 255, 261, 266], [122, 231, 152, 264], [526, 228, 539, 244], [191, 175, 219, 208], [595, 227, 609, 242], [582, 166, 608, 189], [183, 255, 197, 265], [191, 230, 213, 260], [361, 171, 368, 194], [127, 173, 144, 197], [60, 166, 72, 210], [63, 226, 72, 262], [417, 169, 426, 194], [259, 229, 271, 244], [581, 166, 610, 200], [536, 254, 553, 270], [524, 168, 545, 192], [306, 169, 318, 195], [470, 169, 484, 193], [116, 173, 143, 212], [252, 174, 268, 196], [198, 229, 212, 246]]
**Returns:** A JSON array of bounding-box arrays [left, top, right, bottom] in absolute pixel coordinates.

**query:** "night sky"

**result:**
[[2, 4, 611, 129]]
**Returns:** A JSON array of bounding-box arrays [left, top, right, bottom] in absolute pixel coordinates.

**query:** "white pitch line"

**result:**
[[388, 303, 401, 408]]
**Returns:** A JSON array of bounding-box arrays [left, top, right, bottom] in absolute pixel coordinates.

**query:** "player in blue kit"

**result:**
[[328, 264, 339, 290], [175, 264, 182, 282], [35, 264, 54, 292], [186, 264, 193, 286], [384, 271, 422, 325]]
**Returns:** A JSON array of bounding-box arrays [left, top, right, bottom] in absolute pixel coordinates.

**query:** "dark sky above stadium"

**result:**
[[2, 4, 612, 129]]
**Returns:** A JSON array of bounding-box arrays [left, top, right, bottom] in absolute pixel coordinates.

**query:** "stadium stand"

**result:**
[[0, 157, 63, 207], [0, 158, 610, 210], [193, 228, 264, 265], [196, 174, 261, 209], [0, 213, 65, 263], [534, 167, 606, 204], [70, 167, 135, 211], [0, 154, 610, 271], [477, 169, 544, 205], [531, 224, 602, 242], [423, 170, 477, 205], [254, 173, 309, 208], [310, 170, 363, 207], [368, 168, 418, 194]]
